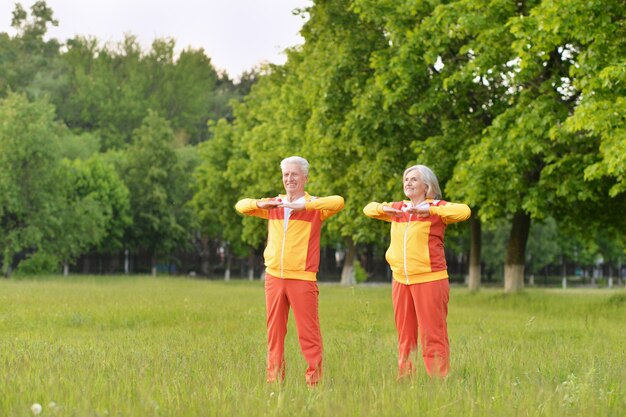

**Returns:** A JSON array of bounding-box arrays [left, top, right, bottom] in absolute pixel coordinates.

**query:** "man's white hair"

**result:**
[[280, 156, 309, 175]]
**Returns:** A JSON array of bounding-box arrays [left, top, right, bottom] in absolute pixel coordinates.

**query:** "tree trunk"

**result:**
[[561, 256, 567, 289], [124, 249, 129, 274], [108, 253, 120, 274], [151, 252, 157, 277], [200, 235, 211, 276], [82, 255, 90, 274], [224, 249, 231, 281], [340, 237, 356, 286], [468, 216, 482, 291], [247, 250, 255, 280], [504, 211, 531, 293], [63, 260, 69, 277]]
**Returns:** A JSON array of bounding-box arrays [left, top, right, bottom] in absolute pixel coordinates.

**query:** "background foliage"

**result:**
[[0, 1, 624, 287]]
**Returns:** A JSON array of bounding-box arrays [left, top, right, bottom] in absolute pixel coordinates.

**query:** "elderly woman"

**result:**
[[363, 164, 470, 378]]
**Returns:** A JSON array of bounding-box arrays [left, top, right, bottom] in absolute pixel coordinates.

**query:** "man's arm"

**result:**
[[235, 198, 280, 219], [304, 195, 345, 220]]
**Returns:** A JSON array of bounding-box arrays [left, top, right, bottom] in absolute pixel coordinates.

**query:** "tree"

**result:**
[[54, 34, 235, 149], [448, 0, 625, 292], [353, 0, 515, 290], [144, 40, 221, 144], [121, 111, 194, 275], [192, 119, 247, 278], [0, 1, 61, 97], [45, 160, 109, 276], [0, 93, 63, 274], [258, 0, 393, 285], [512, 0, 626, 197], [0, 92, 132, 275], [64, 156, 132, 265]]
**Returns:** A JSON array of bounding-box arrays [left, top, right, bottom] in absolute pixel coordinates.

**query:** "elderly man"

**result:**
[[235, 156, 344, 386]]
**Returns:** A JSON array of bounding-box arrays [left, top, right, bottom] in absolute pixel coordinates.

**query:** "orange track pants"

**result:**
[[265, 274, 322, 385], [392, 279, 450, 378]]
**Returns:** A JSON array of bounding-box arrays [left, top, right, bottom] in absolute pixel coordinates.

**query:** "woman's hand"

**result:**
[[404, 203, 431, 217], [382, 205, 404, 218], [279, 201, 306, 211]]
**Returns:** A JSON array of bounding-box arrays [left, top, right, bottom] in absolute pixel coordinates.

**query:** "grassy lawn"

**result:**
[[0, 276, 624, 416]]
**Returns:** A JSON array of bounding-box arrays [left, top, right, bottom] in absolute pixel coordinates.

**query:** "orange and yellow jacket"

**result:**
[[235, 193, 344, 281], [363, 199, 471, 285]]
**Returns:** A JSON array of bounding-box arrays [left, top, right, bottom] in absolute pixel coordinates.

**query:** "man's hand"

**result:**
[[256, 199, 282, 209]]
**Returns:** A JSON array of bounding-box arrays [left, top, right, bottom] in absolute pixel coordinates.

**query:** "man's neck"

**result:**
[[285, 192, 305, 202]]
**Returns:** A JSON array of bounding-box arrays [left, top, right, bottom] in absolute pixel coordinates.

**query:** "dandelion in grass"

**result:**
[[30, 403, 42, 415]]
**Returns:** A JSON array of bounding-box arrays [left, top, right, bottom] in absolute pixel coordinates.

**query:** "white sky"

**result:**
[[0, 0, 311, 79]]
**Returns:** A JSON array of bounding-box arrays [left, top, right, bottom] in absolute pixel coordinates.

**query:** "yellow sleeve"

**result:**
[[430, 202, 471, 225], [234, 198, 270, 219], [363, 202, 395, 222], [304, 195, 344, 221]]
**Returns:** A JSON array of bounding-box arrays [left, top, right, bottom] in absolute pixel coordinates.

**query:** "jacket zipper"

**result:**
[[280, 209, 289, 278], [403, 213, 412, 284]]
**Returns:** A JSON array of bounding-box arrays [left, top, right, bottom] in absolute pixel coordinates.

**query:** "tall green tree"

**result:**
[[55, 35, 150, 149], [0, 1, 60, 97], [122, 111, 194, 275], [144, 41, 221, 144], [192, 119, 247, 278], [353, 0, 507, 289], [0, 93, 129, 275], [0, 93, 63, 274], [54, 35, 233, 149], [65, 156, 132, 265], [47, 161, 109, 275], [207, 1, 391, 284], [447, 0, 625, 291], [514, 0, 626, 197], [292, 0, 402, 284]]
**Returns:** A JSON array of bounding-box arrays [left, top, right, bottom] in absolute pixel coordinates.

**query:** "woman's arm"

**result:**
[[429, 202, 471, 224], [363, 202, 401, 222]]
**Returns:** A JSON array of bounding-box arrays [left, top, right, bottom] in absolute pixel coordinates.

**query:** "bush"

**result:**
[[15, 252, 60, 275], [354, 260, 367, 283]]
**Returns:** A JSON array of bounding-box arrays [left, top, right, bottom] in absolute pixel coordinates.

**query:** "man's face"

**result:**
[[282, 163, 307, 196]]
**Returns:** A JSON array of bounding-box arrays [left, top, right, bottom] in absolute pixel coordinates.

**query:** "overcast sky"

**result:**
[[0, 0, 311, 79]]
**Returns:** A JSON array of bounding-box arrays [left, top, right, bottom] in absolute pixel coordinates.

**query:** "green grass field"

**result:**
[[0, 276, 624, 417]]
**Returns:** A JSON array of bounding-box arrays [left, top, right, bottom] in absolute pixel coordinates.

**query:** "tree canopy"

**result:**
[[1, 0, 623, 287]]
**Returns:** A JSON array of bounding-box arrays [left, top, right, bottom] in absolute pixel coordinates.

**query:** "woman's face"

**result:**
[[403, 169, 427, 202]]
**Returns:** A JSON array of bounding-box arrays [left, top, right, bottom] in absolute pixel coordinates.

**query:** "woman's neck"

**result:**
[[409, 197, 427, 206]]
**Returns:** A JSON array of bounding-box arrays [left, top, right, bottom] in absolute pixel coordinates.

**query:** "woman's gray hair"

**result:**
[[403, 165, 442, 199], [280, 156, 309, 175]]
